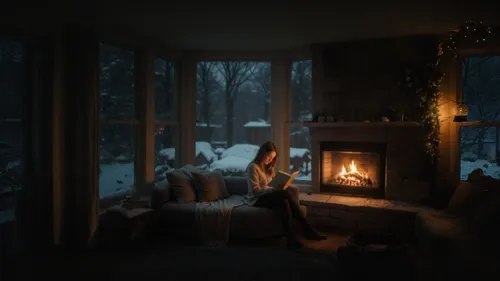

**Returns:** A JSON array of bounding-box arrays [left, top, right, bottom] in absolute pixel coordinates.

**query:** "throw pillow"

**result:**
[[191, 171, 226, 202], [166, 169, 196, 203]]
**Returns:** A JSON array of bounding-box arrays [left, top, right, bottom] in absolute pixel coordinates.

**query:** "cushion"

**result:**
[[446, 181, 489, 219], [191, 171, 226, 202], [151, 180, 172, 209], [224, 177, 248, 195], [415, 210, 464, 254], [165, 165, 198, 203]]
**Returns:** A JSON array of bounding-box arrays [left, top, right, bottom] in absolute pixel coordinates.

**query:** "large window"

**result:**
[[155, 58, 178, 182], [195, 61, 270, 176], [0, 41, 24, 223], [99, 43, 137, 200], [460, 55, 500, 180], [289, 60, 312, 184]]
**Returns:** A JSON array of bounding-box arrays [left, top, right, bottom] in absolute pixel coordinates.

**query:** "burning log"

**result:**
[[328, 159, 374, 187]]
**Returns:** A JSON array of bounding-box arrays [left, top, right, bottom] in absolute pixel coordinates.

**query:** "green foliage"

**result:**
[[398, 42, 444, 161]]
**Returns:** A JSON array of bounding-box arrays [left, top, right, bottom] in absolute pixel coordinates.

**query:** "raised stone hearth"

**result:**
[[299, 192, 432, 234], [305, 122, 431, 204]]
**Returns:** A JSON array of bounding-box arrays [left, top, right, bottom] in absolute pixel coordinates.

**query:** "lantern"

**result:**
[[453, 102, 468, 122]]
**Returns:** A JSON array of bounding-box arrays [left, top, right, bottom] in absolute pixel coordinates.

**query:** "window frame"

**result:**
[[97, 41, 140, 207], [154, 56, 180, 174], [188, 52, 312, 184], [287, 59, 313, 187], [0, 38, 30, 223], [455, 52, 500, 181]]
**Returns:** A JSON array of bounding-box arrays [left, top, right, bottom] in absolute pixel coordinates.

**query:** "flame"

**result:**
[[335, 160, 371, 186]]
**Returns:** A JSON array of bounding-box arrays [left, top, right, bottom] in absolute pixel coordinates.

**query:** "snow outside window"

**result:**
[[459, 55, 500, 180], [194, 61, 271, 176]]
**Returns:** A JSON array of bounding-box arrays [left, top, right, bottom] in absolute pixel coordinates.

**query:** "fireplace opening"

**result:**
[[320, 142, 386, 198]]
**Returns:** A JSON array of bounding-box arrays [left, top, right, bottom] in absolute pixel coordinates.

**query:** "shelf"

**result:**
[[302, 121, 422, 128]]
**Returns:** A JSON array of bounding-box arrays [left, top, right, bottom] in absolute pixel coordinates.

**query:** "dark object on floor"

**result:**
[[337, 232, 412, 280], [98, 206, 154, 248]]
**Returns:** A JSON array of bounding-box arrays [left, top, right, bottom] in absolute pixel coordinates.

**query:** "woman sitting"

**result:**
[[245, 141, 326, 249]]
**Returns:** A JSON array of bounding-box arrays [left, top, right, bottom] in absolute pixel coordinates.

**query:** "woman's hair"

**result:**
[[249, 141, 278, 178]]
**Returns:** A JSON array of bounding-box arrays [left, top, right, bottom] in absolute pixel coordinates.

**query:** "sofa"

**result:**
[[415, 170, 500, 279], [150, 166, 307, 242]]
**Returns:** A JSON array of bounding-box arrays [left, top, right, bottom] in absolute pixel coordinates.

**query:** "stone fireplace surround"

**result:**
[[299, 122, 432, 233], [306, 121, 430, 203]]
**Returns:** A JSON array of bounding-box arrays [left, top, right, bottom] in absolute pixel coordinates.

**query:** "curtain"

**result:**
[[60, 28, 100, 250]]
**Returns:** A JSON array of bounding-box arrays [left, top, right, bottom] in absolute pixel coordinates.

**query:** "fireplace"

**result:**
[[320, 141, 386, 198]]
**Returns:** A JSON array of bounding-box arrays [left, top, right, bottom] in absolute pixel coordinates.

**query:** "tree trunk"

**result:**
[[203, 88, 211, 126], [226, 97, 234, 147], [263, 94, 269, 122], [478, 129, 485, 159]]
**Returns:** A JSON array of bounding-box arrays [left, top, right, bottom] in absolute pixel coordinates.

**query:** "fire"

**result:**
[[334, 160, 373, 187]]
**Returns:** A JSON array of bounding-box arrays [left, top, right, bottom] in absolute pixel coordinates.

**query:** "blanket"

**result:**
[[194, 195, 245, 245]]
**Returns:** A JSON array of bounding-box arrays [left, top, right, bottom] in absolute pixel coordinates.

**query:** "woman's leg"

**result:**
[[282, 189, 327, 241], [257, 191, 326, 241], [286, 185, 300, 206], [255, 191, 302, 248]]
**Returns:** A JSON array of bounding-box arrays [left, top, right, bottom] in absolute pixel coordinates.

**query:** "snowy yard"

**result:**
[[460, 159, 500, 180], [99, 162, 134, 199]]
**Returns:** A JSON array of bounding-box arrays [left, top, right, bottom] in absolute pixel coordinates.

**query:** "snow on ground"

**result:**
[[196, 142, 218, 162], [99, 162, 134, 199], [461, 159, 500, 180], [214, 147, 225, 154], [209, 156, 251, 173], [221, 144, 259, 160], [159, 142, 218, 162], [295, 174, 312, 181], [196, 122, 222, 128], [290, 148, 310, 158], [159, 147, 175, 160], [243, 119, 271, 127]]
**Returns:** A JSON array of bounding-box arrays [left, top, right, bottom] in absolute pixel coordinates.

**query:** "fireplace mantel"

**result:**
[[302, 121, 421, 128]]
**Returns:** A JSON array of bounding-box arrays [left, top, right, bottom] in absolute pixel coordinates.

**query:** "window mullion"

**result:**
[[270, 58, 291, 172], [135, 48, 156, 195]]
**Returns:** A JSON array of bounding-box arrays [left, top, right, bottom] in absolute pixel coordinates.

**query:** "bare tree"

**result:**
[[155, 60, 175, 120], [253, 63, 271, 121], [217, 62, 257, 146], [461, 56, 500, 161], [291, 60, 312, 121], [196, 62, 222, 126]]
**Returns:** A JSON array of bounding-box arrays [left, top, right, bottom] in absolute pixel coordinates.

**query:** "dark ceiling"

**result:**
[[3, 0, 500, 51]]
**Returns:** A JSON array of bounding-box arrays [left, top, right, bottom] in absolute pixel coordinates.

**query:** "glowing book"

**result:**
[[268, 170, 300, 190]]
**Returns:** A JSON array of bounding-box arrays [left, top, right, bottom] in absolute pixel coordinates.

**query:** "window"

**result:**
[[99, 43, 137, 201], [289, 60, 312, 184], [155, 58, 178, 182], [0, 40, 24, 223], [459, 55, 500, 180], [195, 61, 270, 176]]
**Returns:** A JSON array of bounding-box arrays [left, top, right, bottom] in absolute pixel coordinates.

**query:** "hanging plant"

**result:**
[[420, 42, 444, 161], [397, 41, 444, 161]]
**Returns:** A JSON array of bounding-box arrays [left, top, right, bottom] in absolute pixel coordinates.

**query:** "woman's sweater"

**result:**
[[245, 163, 275, 206]]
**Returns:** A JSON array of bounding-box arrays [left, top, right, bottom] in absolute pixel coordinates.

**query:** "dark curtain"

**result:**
[[60, 29, 100, 250]]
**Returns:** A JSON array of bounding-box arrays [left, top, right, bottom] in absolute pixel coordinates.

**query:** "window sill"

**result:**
[[99, 189, 134, 211]]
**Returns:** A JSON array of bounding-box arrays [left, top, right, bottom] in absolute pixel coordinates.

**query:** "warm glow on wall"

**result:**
[[453, 102, 468, 122]]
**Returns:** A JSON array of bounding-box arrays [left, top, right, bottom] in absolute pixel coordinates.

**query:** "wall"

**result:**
[[311, 34, 454, 204], [315, 35, 439, 121]]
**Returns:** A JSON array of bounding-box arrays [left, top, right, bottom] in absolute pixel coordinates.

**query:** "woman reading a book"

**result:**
[[246, 141, 326, 249]]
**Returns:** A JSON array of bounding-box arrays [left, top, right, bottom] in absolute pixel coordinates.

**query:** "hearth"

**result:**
[[320, 141, 386, 198]]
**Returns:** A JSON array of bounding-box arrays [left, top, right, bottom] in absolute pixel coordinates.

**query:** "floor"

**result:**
[[6, 232, 420, 281]]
